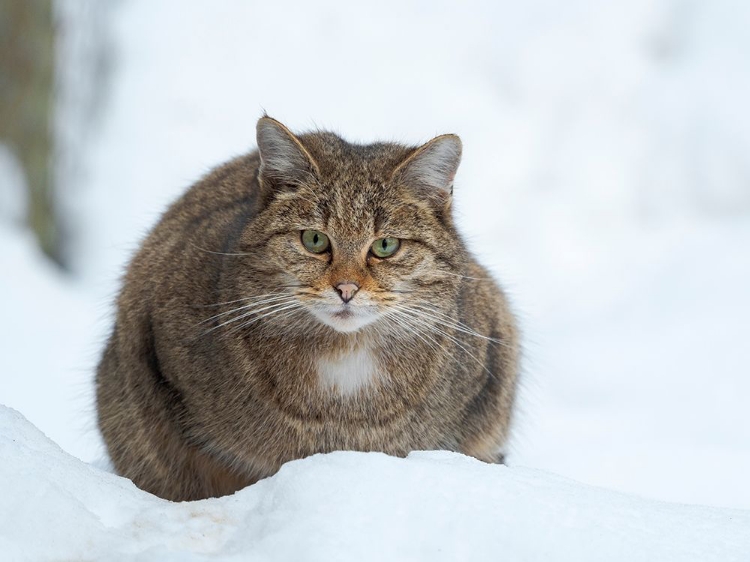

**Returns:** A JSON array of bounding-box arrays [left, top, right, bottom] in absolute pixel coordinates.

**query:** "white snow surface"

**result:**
[[2, 405, 748, 562]]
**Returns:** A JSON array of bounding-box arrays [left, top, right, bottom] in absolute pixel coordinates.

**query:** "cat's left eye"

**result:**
[[301, 230, 330, 253], [371, 237, 400, 258]]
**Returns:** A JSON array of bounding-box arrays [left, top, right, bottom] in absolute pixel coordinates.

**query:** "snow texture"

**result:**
[[2, 405, 748, 562]]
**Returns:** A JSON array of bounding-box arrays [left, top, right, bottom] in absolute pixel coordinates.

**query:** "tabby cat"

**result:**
[[96, 116, 520, 501]]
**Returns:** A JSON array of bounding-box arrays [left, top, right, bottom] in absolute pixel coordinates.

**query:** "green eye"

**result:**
[[371, 237, 400, 258], [301, 230, 330, 253]]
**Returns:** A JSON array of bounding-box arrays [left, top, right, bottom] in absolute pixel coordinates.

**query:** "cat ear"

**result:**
[[256, 116, 319, 187], [391, 134, 462, 201]]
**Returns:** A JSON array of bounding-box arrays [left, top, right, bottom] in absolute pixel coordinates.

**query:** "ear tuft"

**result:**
[[256, 117, 318, 186], [392, 134, 462, 197]]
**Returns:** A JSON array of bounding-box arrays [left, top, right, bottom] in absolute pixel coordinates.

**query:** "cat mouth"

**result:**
[[332, 309, 353, 319], [309, 304, 379, 333]]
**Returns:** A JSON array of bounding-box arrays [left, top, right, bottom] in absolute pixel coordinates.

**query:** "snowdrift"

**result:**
[[1, 405, 747, 561]]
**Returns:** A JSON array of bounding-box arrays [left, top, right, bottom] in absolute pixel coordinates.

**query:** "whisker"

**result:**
[[194, 290, 302, 309], [198, 284, 308, 308], [384, 310, 486, 379], [189, 242, 252, 257], [386, 308, 500, 382], [193, 297, 256, 309], [195, 294, 297, 327], [398, 303, 508, 347], [226, 302, 304, 336], [200, 299, 297, 336], [389, 303, 507, 347], [422, 270, 495, 282], [381, 310, 437, 352], [248, 305, 307, 334]]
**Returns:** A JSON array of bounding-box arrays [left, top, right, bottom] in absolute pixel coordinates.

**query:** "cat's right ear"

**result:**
[[256, 117, 319, 193]]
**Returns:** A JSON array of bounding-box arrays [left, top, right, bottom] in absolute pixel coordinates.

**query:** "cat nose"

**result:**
[[335, 282, 359, 304]]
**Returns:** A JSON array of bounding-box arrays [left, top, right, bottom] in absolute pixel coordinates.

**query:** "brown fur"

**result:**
[[96, 117, 520, 501]]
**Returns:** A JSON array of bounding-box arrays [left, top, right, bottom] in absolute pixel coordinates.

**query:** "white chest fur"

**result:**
[[317, 347, 378, 395]]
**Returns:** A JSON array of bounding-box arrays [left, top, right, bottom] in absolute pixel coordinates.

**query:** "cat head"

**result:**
[[238, 116, 465, 334]]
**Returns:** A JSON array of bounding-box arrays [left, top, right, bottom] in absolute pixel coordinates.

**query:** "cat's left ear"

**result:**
[[391, 134, 462, 203]]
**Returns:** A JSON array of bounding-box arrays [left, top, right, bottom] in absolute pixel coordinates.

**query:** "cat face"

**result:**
[[240, 117, 464, 334]]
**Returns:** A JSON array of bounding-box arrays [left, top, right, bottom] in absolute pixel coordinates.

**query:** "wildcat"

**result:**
[[96, 116, 520, 501]]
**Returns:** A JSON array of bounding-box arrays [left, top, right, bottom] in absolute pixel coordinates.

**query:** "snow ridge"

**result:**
[[1, 405, 747, 561]]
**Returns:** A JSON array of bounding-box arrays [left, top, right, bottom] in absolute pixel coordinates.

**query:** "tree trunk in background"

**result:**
[[0, 1, 61, 265]]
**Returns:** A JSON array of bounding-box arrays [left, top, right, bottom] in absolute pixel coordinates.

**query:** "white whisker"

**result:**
[[386, 307, 500, 382], [196, 294, 297, 327], [200, 298, 298, 336], [383, 310, 473, 377], [195, 294, 286, 308], [396, 302, 508, 347], [437, 270, 494, 281], [227, 302, 304, 336], [189, 241, 252, 257]]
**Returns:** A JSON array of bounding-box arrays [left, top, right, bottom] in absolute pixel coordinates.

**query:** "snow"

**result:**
[[510, 218, 750, 508], [2, 0, 750, 558], [0, 223, 106, 463], [2, 405, 748, 561]]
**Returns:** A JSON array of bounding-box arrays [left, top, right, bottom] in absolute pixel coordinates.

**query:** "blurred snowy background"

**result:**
[[1, 0, 749, 510]]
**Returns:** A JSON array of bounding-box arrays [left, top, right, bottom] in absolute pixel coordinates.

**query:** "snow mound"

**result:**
[[1, 405, 747, 561]]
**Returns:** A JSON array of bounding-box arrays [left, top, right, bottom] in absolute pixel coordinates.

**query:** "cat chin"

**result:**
[[309, 306, 379, 334]]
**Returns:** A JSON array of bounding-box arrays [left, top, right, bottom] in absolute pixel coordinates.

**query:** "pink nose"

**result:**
[[335, 282, 359, 304]]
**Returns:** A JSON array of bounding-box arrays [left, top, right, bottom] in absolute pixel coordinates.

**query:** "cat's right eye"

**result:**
[[301, 230, 330, 254]]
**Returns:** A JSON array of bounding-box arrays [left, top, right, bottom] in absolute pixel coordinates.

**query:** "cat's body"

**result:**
[[96, 117, 519, 501]]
